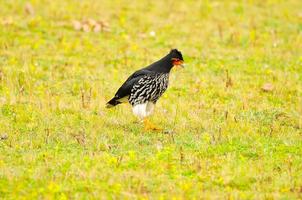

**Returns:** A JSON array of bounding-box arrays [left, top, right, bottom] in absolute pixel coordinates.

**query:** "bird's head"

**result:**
[[170, 49, 184, 68]]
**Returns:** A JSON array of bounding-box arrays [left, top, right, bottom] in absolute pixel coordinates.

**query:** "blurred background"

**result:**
[[0, 0, 302, 199]]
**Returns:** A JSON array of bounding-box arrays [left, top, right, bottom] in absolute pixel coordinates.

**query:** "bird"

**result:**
[[106, 49, 184, 130]]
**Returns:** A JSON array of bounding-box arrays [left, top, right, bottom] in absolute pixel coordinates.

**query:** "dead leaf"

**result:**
[[99, 20, 110, 32], [25, 2, 34, 15], [2, 18, 13, 26], [93, 24, 101, 32], [71, 19, 110, 33], [261, 83, 274, 92], [72, 20, 82, 31], [87, 19, 97, 27], [138, 33, 147, 38], [82, 24, 91, 32], [99, 20, 109, 27], [0, 134, 8, 140]]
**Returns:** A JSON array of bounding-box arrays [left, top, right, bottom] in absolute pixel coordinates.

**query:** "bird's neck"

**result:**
[[146, 54, 173, 73]]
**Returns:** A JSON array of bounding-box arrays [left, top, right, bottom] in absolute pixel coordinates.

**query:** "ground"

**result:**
[[0, 0, 302, 199]]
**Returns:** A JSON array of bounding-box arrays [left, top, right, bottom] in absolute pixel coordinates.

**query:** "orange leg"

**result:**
[[143, 118, 162, 131]]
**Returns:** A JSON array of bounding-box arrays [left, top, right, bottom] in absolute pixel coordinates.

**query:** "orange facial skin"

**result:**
[[172, 58, 184, 66]]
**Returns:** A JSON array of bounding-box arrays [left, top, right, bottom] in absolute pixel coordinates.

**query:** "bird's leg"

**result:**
[[143, 118, 162, 131]]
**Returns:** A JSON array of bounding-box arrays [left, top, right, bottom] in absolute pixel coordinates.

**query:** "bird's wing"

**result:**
[[113, 69, 153, 99]]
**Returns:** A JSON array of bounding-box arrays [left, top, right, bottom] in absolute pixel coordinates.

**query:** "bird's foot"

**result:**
[[143, 119, 162, 131]]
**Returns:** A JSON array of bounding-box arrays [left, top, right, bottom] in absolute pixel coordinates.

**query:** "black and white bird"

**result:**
[[106, 49, 184, 130]]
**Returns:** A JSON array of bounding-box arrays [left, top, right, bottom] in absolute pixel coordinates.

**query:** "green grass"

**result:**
[[0, 0, 302, 199]]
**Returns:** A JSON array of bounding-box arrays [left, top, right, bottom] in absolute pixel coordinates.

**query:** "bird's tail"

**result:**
[[106, 97, 121, 108]]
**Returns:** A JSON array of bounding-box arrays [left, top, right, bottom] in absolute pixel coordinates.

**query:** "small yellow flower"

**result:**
[[47, 181, 60, 193]]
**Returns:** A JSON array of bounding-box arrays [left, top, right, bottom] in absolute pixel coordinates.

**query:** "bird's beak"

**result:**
[[174, 62, 185, 70], [176, 60, 185, 68], [172, 58, 185, 70]]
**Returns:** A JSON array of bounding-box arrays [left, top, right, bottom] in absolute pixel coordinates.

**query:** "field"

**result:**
[[0, 0, 302, 199]]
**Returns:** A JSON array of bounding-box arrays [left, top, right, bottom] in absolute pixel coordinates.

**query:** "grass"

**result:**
[[0, 0, 302, 199]]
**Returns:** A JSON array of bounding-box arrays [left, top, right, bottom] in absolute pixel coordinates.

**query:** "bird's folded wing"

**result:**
[[114, 69, 154, 100]]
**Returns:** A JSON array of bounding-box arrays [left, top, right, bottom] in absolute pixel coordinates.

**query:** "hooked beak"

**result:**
[[173, 60, 185, 70], [177, 60, 185, 68], [173, 59, 185, 68], [179, 61, 185, 68]]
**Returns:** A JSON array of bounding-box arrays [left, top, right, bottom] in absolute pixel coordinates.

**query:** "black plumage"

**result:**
[[106, 49, 184, 109]]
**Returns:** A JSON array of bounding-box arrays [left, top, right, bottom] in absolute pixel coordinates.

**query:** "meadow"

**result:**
[[0, 0, 302, 199]]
